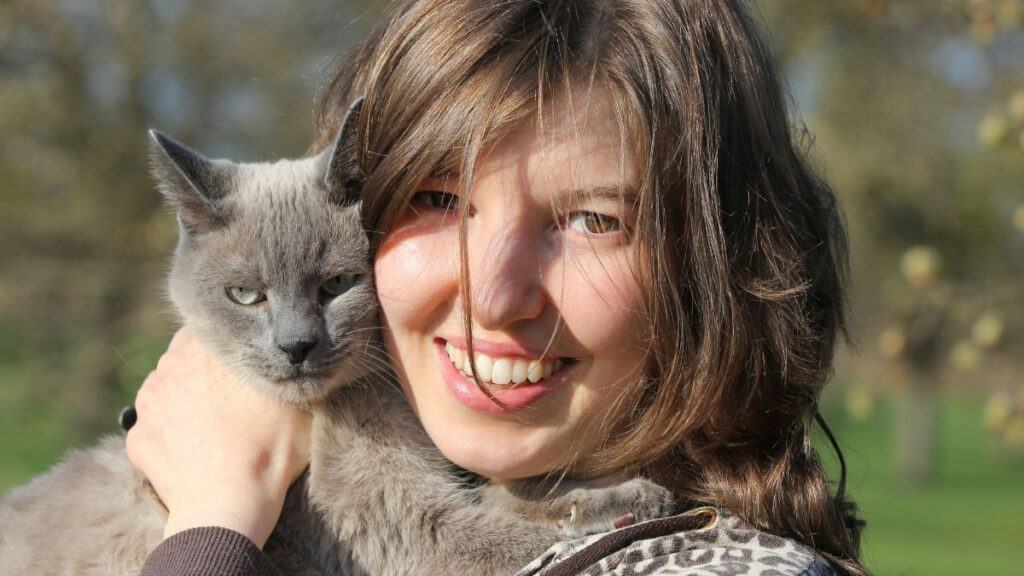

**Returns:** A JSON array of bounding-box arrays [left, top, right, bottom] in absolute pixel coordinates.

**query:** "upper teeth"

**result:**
[[445, 342, 561, 385]]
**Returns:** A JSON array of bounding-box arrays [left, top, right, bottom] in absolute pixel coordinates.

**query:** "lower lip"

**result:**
[[434, 340, 573, 415]]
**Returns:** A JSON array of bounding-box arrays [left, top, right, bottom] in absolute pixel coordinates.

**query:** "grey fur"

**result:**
[[0, 100, 674, 575]]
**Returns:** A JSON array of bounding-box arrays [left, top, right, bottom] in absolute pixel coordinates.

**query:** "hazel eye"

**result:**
[[226, 286, 265, 306], [566, 212, 621, 235], [321, 274, 359, 298]]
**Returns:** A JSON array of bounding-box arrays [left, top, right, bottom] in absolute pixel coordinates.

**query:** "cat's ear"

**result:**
[[148, 130, 235, 234], [321, 97, 364, 207]]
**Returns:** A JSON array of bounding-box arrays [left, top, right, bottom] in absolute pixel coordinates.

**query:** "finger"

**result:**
[[155, 348, 174, 372], [168, 329, 218, 374], [293, 412, 314, 460], [613, 513, 636, 529], [124, 425, 147, 470], [135, 371, 160, 413], [167, 326, 192, 352]]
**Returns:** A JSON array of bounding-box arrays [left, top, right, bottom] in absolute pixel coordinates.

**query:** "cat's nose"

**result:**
[[278, 337, 318, 365]]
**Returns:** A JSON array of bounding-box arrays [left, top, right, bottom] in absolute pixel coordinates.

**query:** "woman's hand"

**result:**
[[125, 327, 312, 548]]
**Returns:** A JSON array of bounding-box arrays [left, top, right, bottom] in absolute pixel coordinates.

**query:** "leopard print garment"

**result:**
[[514, 507, 839, 576]]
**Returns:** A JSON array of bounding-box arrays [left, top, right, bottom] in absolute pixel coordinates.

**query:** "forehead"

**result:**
[[474, 88, 638, 196], [210, 159, 368, 278]]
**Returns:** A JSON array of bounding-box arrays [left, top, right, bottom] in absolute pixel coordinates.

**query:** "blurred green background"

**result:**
[[1, 1, 1022, 574]]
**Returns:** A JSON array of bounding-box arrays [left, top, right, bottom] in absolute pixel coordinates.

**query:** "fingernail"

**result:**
[[613, 513, 636, 528]]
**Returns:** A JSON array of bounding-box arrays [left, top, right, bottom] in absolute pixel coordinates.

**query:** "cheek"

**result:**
[[374, 229, 459, 330], [552, 249, 645, 352]]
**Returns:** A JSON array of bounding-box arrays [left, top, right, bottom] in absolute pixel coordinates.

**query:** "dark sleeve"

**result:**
[[139, 527, 283, 576]]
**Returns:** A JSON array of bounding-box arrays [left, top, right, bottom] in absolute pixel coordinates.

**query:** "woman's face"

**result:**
[[374, 91, 647, 479]]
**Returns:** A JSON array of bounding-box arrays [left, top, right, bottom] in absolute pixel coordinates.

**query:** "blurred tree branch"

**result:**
[[0, 0, 369, 443]]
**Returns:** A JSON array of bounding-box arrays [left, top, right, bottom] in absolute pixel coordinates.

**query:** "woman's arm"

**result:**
[[126, 327, 312, 573], [139, 527, 283, 576]]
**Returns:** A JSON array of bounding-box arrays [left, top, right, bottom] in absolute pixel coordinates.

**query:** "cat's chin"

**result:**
[[259, 374, 335, 406], [262, 360, 361, 406]]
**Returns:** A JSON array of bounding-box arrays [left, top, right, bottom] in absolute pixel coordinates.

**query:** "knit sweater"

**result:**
[[139, 507, 839, 576]]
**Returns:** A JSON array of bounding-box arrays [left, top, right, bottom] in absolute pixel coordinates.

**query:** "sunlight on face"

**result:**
[[374, 89, 647, 479]]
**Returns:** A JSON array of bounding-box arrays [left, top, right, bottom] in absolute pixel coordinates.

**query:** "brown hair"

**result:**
[[313, 0, 867, 573]]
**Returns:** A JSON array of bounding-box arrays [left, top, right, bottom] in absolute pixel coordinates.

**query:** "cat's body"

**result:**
[[0, 101, 673, 575]]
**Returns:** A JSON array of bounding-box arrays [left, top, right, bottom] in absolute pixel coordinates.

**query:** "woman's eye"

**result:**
[[412, 190, 460, 211], [225, 286, 266, 306], [565, 212, 622, 235], [321, 274, 358, 298]]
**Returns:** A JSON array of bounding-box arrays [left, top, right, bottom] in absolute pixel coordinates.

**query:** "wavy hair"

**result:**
[[312, 0, 867, 573]]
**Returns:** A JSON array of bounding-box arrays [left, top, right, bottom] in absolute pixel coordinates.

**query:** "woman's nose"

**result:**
[[468, 217, 546, 330]]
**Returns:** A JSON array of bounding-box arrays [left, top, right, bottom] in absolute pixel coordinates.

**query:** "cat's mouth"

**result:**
[[271, 360, 339, 384], [263, 342, 358, 391], [277, 367, 331, 382], [233, 334, 368, 402], [260, 364, 341, 405]]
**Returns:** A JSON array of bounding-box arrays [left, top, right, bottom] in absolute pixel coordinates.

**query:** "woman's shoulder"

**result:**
[[514, 507, 841, 576]]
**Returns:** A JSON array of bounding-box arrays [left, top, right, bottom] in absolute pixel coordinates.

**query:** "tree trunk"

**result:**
[[894, 373, 936, 485]]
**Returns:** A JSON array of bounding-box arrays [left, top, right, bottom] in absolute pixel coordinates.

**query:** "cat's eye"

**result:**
[[565, 211, 622, 235], [226, 286, 266, 306], [320, 274, 359, 299]]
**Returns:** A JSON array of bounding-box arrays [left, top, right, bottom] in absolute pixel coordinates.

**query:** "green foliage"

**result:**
[[0, 0, 374, 441], [761, 0, 1024, 478]]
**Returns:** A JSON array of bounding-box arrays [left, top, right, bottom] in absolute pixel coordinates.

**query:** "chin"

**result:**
[[425, 417, 567, 480]]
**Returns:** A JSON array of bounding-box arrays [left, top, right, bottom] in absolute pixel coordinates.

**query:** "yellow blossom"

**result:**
[[845, 386, 875, 422], [984, 392, 1014, 431], [950, 340, 982, 371], [878, 326, 907, 358], [900, 245, 941, 289], [978, 113, 1008, 146], [971, 312, 1004, 348]]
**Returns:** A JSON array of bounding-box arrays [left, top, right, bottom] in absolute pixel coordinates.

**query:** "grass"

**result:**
[[1, 389, 1022, 574], [819, 395, 1024, 576]]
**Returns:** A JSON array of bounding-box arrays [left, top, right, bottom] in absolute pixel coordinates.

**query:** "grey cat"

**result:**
[[0, 100, 674, 576]]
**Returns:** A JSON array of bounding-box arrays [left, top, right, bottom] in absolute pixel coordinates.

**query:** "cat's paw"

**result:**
[[548, 478, 675, 538]]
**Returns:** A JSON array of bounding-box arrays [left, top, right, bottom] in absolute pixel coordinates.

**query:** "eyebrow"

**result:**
[[428, 162, 462, 181], [421, 170, 461, 188], [423, 171, 640, 204], [555, 184, 640, 203]]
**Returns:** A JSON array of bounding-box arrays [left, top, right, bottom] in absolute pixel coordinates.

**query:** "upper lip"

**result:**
[[439, 334, 569, 360]]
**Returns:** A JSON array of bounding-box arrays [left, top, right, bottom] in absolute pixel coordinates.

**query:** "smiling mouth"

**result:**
[[441, 341, 577, 387]]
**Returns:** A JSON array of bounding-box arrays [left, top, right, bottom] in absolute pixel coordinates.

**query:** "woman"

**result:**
[[128, 0, 867, 574]]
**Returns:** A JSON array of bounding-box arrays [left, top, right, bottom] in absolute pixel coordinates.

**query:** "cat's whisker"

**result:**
[[349, 356, 394, 381], [349, 343, 400, 365], [357, 346, 399, 367], [345, 326, 385, 336]]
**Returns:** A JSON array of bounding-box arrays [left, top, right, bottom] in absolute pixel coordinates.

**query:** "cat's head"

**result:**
[[149, 100, 378, 405]]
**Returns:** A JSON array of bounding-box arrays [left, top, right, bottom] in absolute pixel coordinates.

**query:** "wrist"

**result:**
[[163, 490, 283, 548]]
